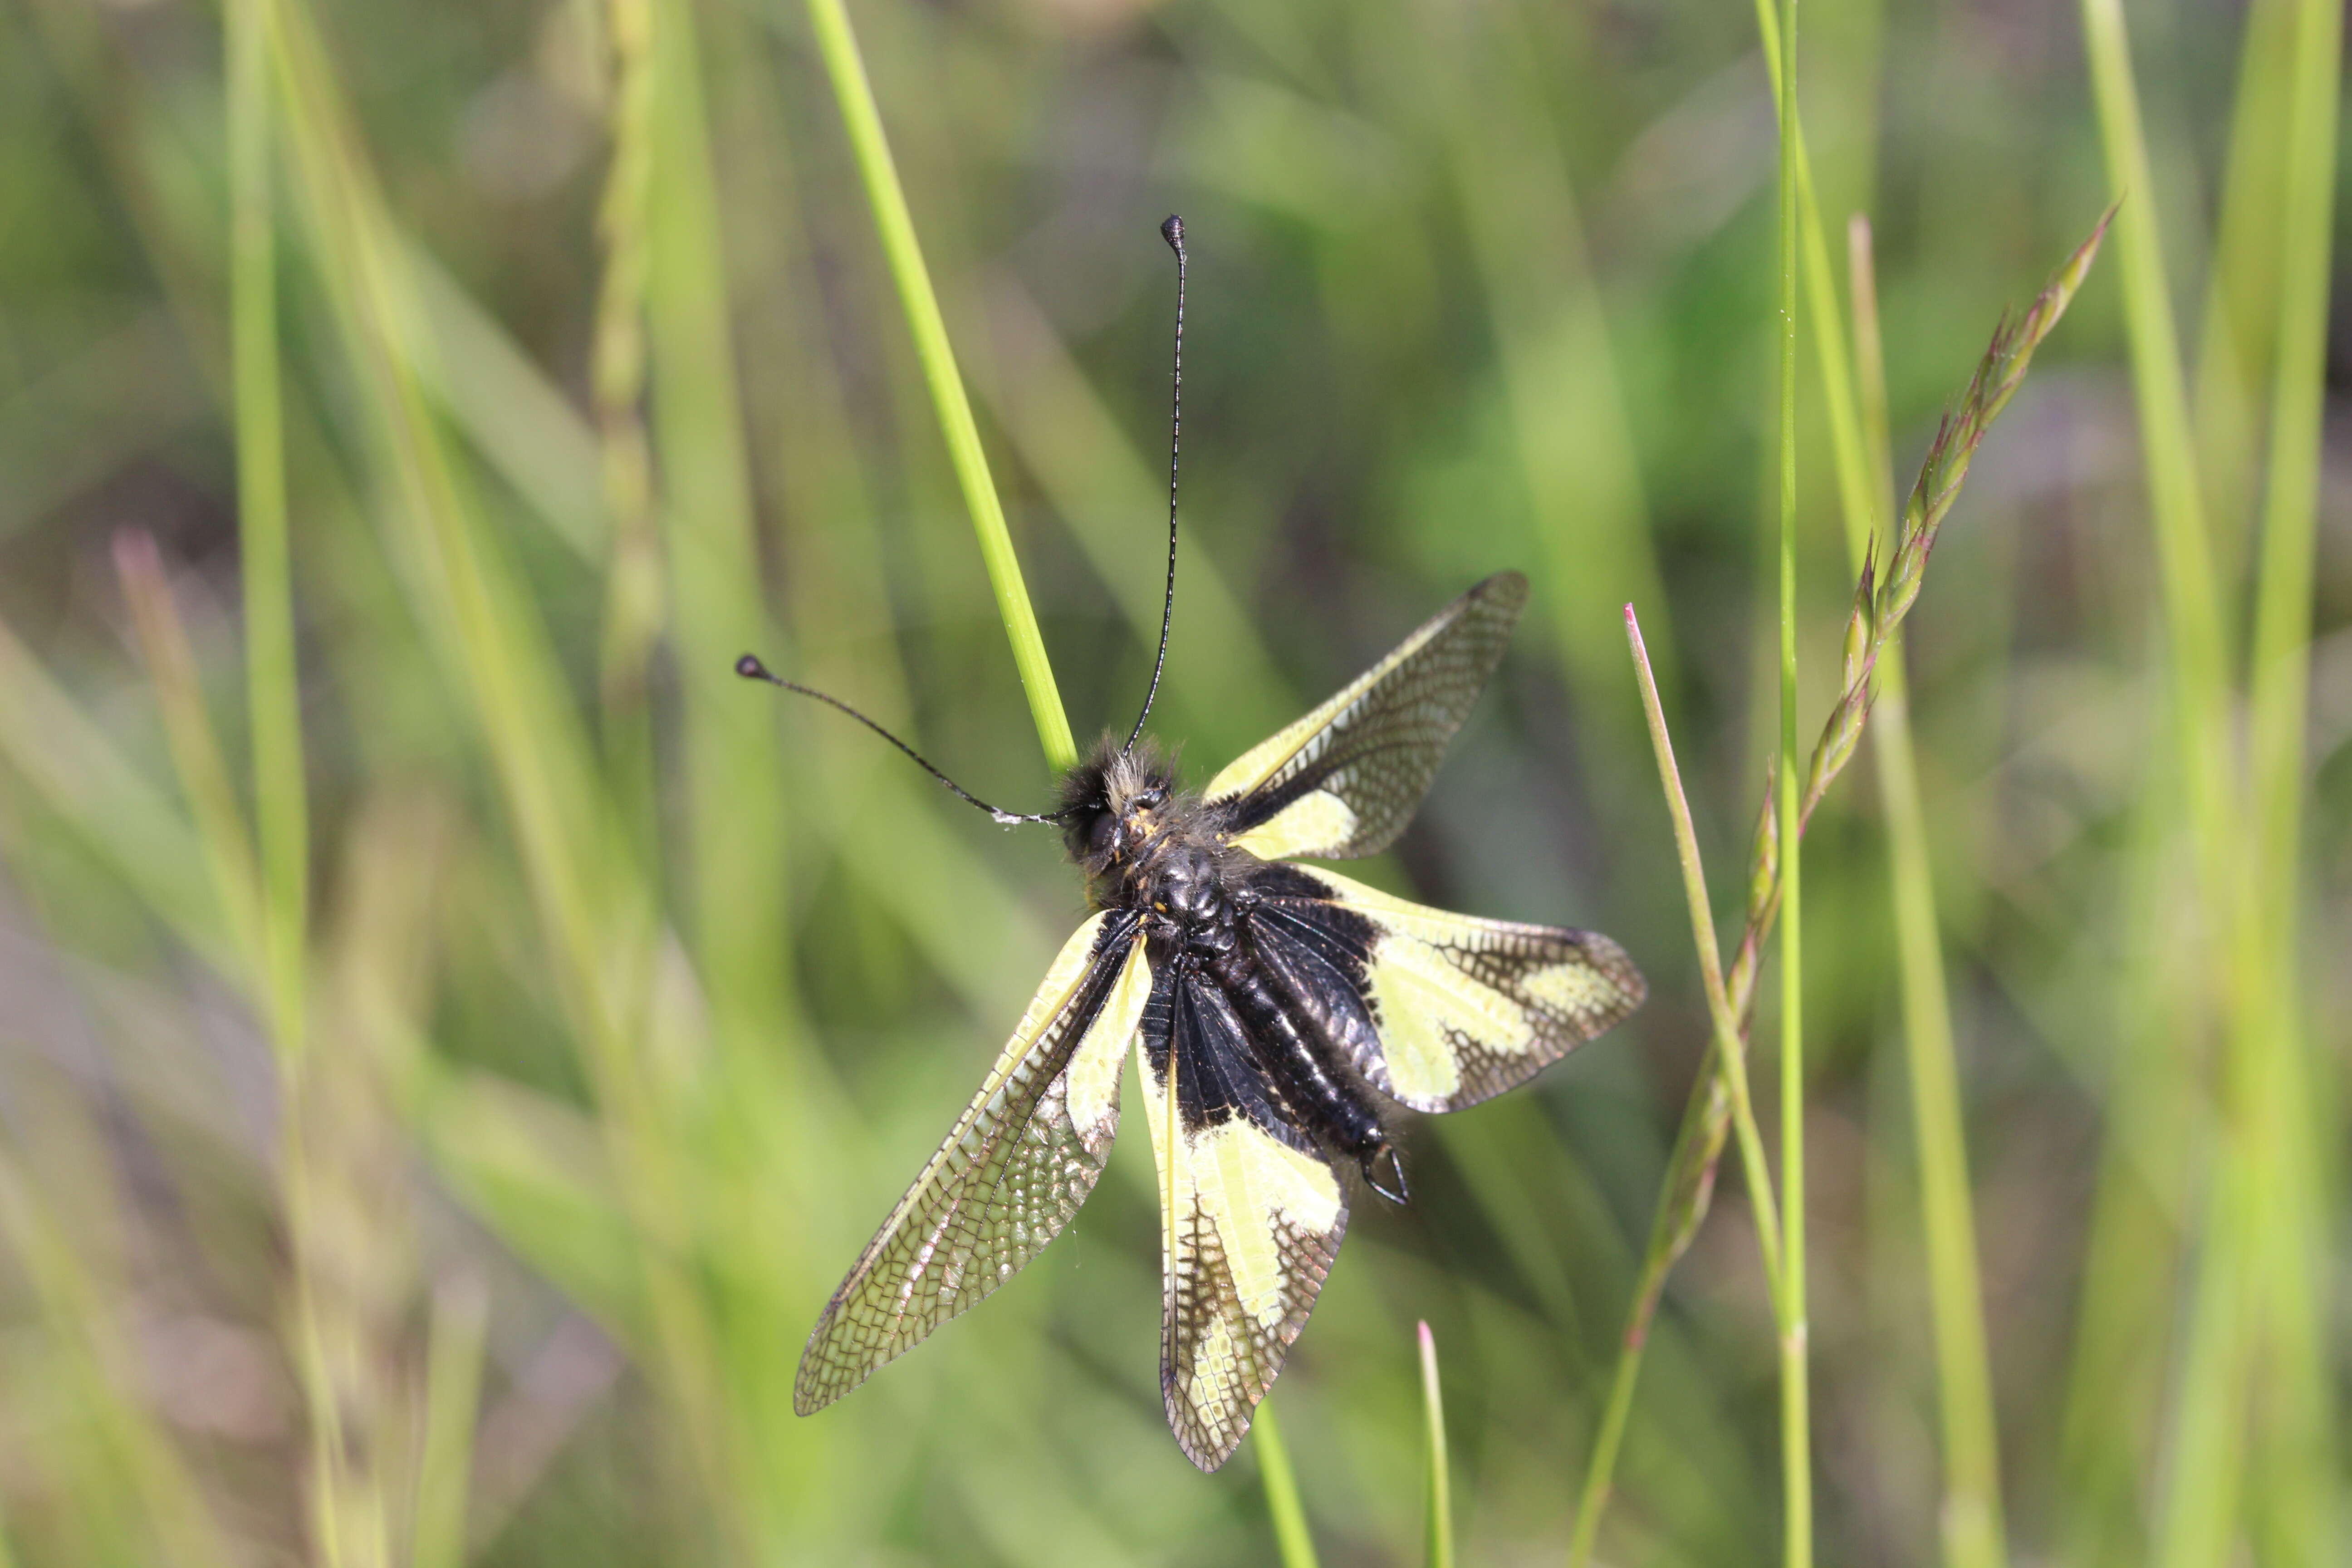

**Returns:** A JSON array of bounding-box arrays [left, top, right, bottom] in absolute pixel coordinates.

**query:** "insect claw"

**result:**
[[1363, 1144, 1410, 1205]]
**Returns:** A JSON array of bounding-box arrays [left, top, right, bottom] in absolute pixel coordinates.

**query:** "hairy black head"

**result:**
[[1058, 735, 1181, 879]]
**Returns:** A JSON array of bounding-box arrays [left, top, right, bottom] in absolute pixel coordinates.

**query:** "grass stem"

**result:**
[[1568, 1328, 1641, 1567], [414, 1274, 490, 1568], [229, 8, 367, 1562], [2238, 0, 2341, 1553], [232, 0, 307, 1068], [1419, 1323, 1454, 1568], [2077, 1, 2325, 1558], [1772, 0, 1811, 1562], [1624, 607, 1785, 1289], [1846, 218, 2007, 1568], [802, 0, 1075, 772], [1570, 607, 1788, 1568], [1253, 1400, 1319, 1568]]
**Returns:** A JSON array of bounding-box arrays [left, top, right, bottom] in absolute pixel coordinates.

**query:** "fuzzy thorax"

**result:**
[[1058, 736, 1198, 894]]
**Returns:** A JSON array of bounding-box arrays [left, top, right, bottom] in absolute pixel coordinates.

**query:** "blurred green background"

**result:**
[[0, 0, 2343, 1562]]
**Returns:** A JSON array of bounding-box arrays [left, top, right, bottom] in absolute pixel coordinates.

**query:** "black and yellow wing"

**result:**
[[1137, 965, 1350, 1471], [794, 911, 1153, 1415], [1245, 863, 1645, 1112], [1204, 571, 1527, 862]]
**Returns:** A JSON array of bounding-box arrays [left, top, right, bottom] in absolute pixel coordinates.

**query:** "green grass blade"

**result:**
[[2057, 708, 2202, 1563], [802, 0, 1074, 772], [642, 0, 801, 1069], [2239, 0, 2342, 1555], [2076, 1, 2230, 732], [1750, 0, 1876, 563], [2192, 0, 2299, 578], [112, 534, 262, 971], [1253, 1400, 1319, 1568], [2078, 2, 2300, 1560], [0, 614, 227, 964], [230, 0, 306, 1068], [1568, 607, 1786, 1568], [1419, 1323, 1453, 1568], [1623, 608, 1785, 1285], [593, 0, 662, 851], [1846, 217, 2007, 1568], [1771, 2, 1810, 1564], [414, 1273, 490, 1568], [1568, 1329, 1641, 1568]]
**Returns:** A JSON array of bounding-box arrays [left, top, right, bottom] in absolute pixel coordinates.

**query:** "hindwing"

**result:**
[[1246, 864, 1645, 1112], [794, 912, 1152, 1416], [1137, 962, 1349, 1471], [1205, 572, 1527, 861]]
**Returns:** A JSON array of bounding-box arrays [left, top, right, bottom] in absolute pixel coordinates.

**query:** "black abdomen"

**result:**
[[1209, 945, 1384, 1158]]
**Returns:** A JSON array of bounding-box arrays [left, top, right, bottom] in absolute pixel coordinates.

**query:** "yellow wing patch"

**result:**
[[1224, 789, 1359, 863], [1137, 1032, 1348, 1471], [1299, 868, 1646, 1112], [1064, 938, 1151, 1132]]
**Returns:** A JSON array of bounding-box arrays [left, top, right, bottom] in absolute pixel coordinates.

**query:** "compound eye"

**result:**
[[1086, 810, 1120, 859]]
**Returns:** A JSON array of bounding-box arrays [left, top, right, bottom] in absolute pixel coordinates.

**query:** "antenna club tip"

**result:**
[[735, 653, 772, 681], [1161, 214, 1184, 251]]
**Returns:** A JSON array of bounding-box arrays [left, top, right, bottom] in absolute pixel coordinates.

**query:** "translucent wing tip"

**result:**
[[1165, 1380, 1255, 1472], [792, 1297, 868, 1416], [1578, 927, 1648, 1024], [1475, 568, 1530, 613]]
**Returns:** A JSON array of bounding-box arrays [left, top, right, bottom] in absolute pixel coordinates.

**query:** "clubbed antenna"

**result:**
[[1123, 214, 1186, 756], [735, 654, 1058, 825]]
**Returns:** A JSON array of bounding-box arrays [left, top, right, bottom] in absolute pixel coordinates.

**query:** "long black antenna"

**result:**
[[735, 655, 1058, 825], [1122, 214, 1186, 755]]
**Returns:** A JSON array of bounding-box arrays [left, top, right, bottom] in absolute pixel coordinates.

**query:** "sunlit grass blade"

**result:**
[[0, 609, 228, 965], [1418, 1323, 1453, 1568], [111, 532, 261, 968], [1625, 605, 1787, 1276], [592, 0, 663, 844], [2238, 0, 2341, 1553], [2077, 0, 2326, 1558], [2191, 0, 2298, 578], [1253, 1400, 1319, 1568], [229, 0, 306, 1069], [1749, 0, 1878, 590], [802, 0, 1074, 771], [225, 16, 371, 1552], [2057, 711, 2202, 1562], [1769, 1, 1809, 1559], [2075, 0, 2235, 889], [1847, 216, 2006, 1568], [642, 0, 803, 1090], [414, 1273, 490, 1568]]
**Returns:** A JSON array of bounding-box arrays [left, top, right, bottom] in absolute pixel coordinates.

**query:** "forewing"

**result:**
[[1249, 865, 1645, 1112], [794, 912, 1152, 1416], [1205, 571, 1527, 861], [1137, 965, 1349, 1470]]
